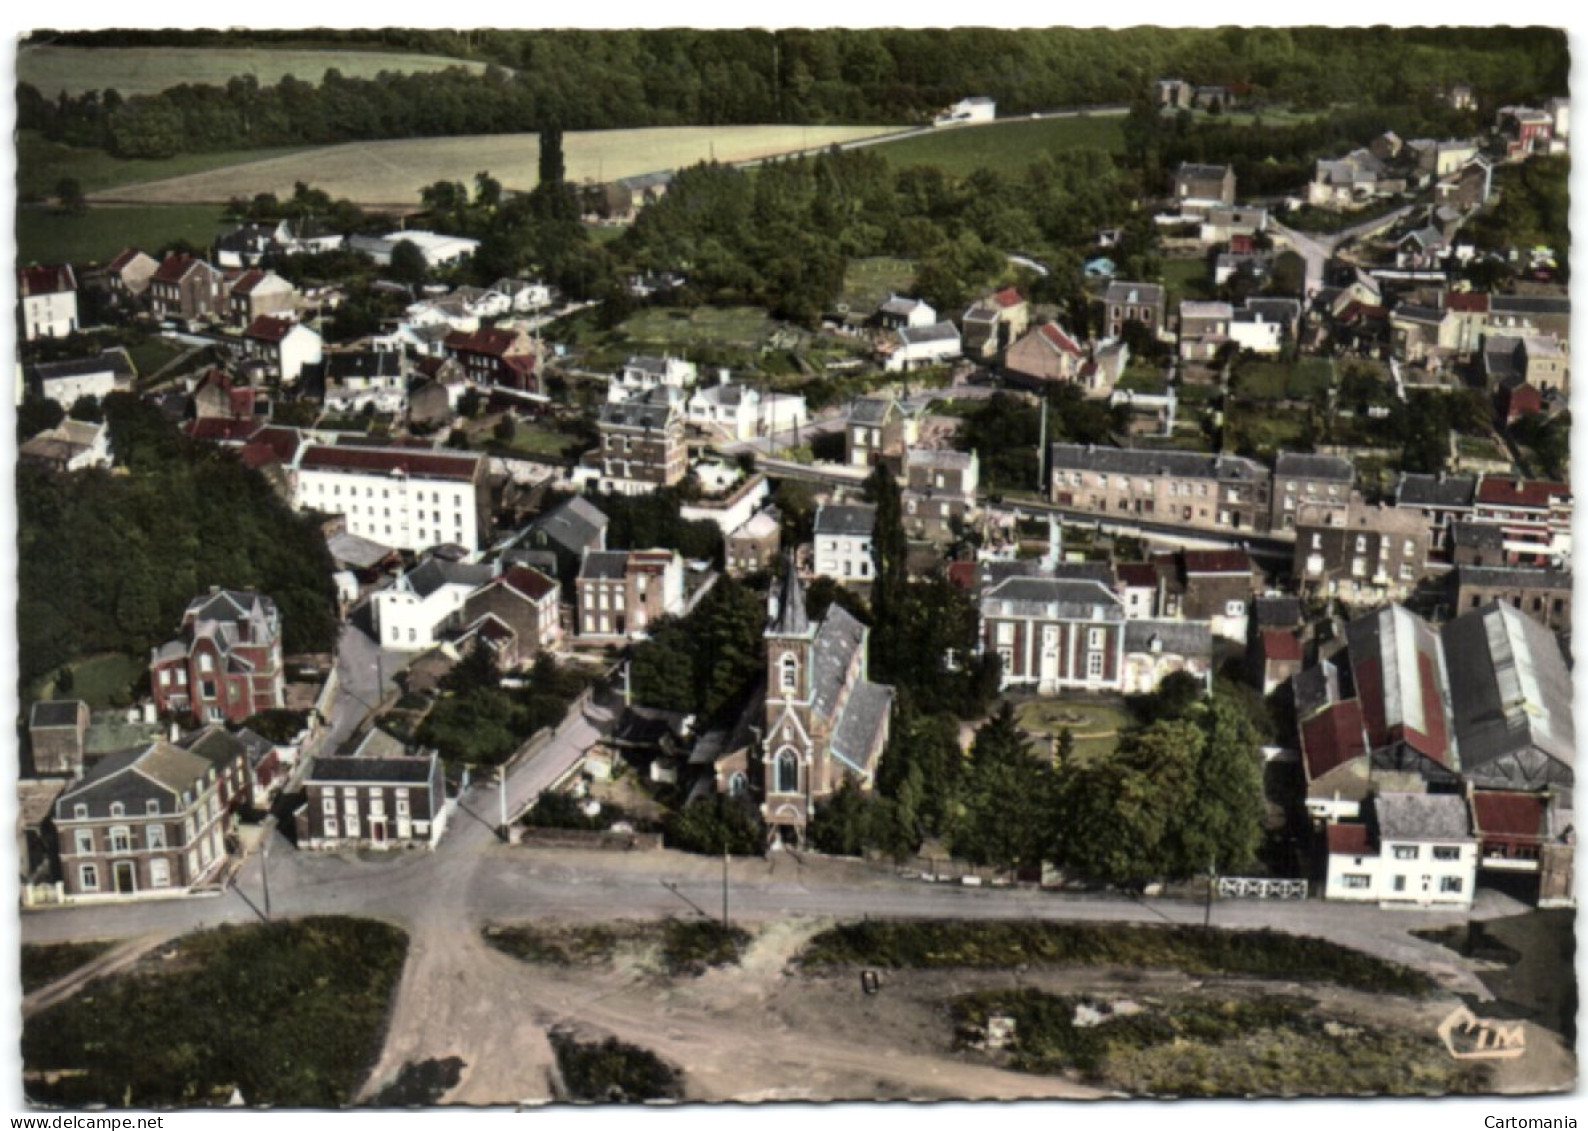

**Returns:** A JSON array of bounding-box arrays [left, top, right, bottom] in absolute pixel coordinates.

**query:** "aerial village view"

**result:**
[[4, 19, 1579, 1115]]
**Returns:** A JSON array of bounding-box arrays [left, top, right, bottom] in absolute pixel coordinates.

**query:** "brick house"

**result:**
[[1470, 477, 1571, 564], [1102, 281, 1165, 339], [227, 269, 298, 325], [296, 733, 448, 850], [1452, 565, 1571, 631], [1295, 502, 1431, 605], [443, 326, 540, 393], [28, 700, 89, 777], [148, 253, 224, 322], [845, 395, 908, 468], [18, 264, 78, 341], [596, 386, 687, 492], [149, 589, 286, 724], [903, 448, 980, 540], [576, 549, 685, 638], [1271, 453, 1354, 532], [979, 576, 1126, 693], [726, 508, 781, 576], [1048, 444, 1272, 535], [460, 565, 562, 658], [52, 739, 244, 899]]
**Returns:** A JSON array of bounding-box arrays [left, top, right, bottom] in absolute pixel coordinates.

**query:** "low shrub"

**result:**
[[549, 1031, 683, 1103]]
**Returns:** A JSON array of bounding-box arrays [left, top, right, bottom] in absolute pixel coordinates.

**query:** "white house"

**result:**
[[403, 296, 481, 335], [292, 444, 489, 552], [876, 294, 937, 330], [1228, 309, 1285, 355], [241, 316, 323, 385], [812, 503, 876, 583], [18, 418, 113, 471], [371, 557, 497, 651], [883, 322, 962, 373], [18, 265, 78, 341], [26, 349, 136, 408], [323, 351, 408, 415], [934, 96, 996, 126], [685, 375, 810, 441], [1324, 793, 1478, 908], [492, 278, 554, 313], [610, 355, 698, 402]]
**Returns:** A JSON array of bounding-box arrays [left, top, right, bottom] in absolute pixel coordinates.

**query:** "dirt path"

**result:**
[[21, 931, 182, 1019]]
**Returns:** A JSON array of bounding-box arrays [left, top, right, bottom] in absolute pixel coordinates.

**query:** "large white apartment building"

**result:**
[[292, 445, 489, 553]]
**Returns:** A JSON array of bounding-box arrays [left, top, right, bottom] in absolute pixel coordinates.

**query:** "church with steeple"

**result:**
[[731, 557, 895, 843]]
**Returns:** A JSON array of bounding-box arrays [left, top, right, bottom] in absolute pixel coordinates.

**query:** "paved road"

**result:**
[[1270, 204, 1417, 298]]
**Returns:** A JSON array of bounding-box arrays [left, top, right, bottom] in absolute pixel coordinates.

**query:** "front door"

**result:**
[[1040, 626, 1061, 688], [371, 821, 386, 846], [113, 861, 137, 894]]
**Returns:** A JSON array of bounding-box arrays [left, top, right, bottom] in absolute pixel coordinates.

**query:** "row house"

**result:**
[[575, 548, 685, 639], [1294, 502, 1432, 605], [979, 576, 1127, 693], [227, 269, 298, 325], [845, 394, 909, 468], [52, 738, 244, 900], [1396, 473, 1478, 552], [444, 326, 541, 394], [98, 248, 159, 309], [18, 264, 78, 341], [1048, 444, 1272, 535], [240, 315, 322, 385], [149, 253, 225, 323], [903, 449, 979, 540], [812, 504, 877, 584], [149, 589, 286, 724], [1324, 793, 1477, 908], [596, 386, 688, 493], [1452, 565, 1571, 631], [321, 350, 408, 415], [1102, 281, 1166, 339], [371, 557, 496, 652], [1272, 452, 1354, 531], [296, 733, 448, 850], [1471, 477, 1571, 564], [1487, 293, 1570, 343], [960, 287, 1030, 359], [293, 444, 490, 552]]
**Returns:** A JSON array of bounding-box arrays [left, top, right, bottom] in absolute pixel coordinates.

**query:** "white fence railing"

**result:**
[[1217, 877, 1309, 900]]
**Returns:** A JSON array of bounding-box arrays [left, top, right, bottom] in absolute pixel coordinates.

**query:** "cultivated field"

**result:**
[[872, 113, 1127, 176], [16, 204, 229, 266], [17, 45, 491, 98], [89, 125, 903, 208]]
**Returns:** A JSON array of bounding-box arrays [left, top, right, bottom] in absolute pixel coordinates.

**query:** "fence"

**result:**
[[512, 827, 663, 852], [1217, 876, 1309, 900]]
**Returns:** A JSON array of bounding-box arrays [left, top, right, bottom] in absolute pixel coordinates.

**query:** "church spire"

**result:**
[[769, 553, 810, 636]]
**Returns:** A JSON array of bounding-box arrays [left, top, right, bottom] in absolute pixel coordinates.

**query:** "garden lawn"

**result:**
[[1159, 256, 1215, 310], [35, 653, 147, 709], [617, 305, 777, 350], [871, 114, 1126, 176], [1016, 698, 1133, 763], [22, 917, 408, 1108], [17, 204, 230, 266], [1234, 357, 1332, 401]]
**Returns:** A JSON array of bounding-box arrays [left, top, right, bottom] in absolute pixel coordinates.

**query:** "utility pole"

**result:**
[[1204, 857, 1216, 930], [261, 835, 272, 921], [722, 848, 730, 930], [1037, 395, 1048, 494], [498, 769, 508, 841]]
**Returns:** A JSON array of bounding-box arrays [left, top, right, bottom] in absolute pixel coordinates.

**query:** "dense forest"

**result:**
[[19, 27, 1568, 157], [16, 395, 338, 691]]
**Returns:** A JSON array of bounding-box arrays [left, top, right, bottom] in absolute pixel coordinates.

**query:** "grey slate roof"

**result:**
[[528, 496, 609, 556], [849, 396, 896, 426], [1124, 619, 1212, 657], [899, 322, 960, 346], [308, 753, 435, 784], [1397, 473, 1478, 509], [1276, 452, 1354, 483], [906, 448, 974, 471], [1049, 562, 1116, 587], [580, 550, 630, 581], [1254, 596, 1304, 628], [1490, 294, 1569, 317], [1452, 521, 1504, 550], [878, 296, 927, 317], [830, 680, 894, 775], [981, 577, 1124, 620], [1441, 602, 1574, 777], [1456, 565, 1572, 592], [810, 605, 867, 725], [1104, 281, 1165, 306], [814, 504, 876, 537], [29, 348, 137, 384], [405, 557, 494, 600], [327, 350, 402, 379], [1394, 302, 1448, 325], [328, 531, 396, 570], [1293, 657, 1341, 720], [1374, 792, 1473, 842], [1048, 443, 1268, 483], [600, 388, 676, 430], [30, 700, 83, 729]]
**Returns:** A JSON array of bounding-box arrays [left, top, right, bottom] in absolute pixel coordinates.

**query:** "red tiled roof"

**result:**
[[1182, 549, 1252, 574], [1301, 699, 1368, 781], [1338, 301, 1387, 322], [1445, 291, 1490, 314], [1229, 234, 1256, 254], [501, 565, 558, 601], [18, 264, 76, 296], [245, 315, 295, 343], [1262, 629, 1303, 662], [1037, 322, 1083, 356], [154, 252, 204, 283], [298, 443, 481, 482], [1115, 562, 1159, 588], [1472, 791, 1548, 841], [238, 425, 302, 468], [185, 417, 266, 443], [1502, 384, 1543, 420], [946, 561, 977, 590], [1475, 477, 1569, 509], [1327, 821, 1373, 855], [445, 327, 525, 357], [232, 269, 268, 296], [106, 247, 144, 273], [992, 286, 1024, 309]]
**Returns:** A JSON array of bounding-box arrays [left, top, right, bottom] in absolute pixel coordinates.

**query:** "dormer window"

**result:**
[[109, 802, 125, 818]]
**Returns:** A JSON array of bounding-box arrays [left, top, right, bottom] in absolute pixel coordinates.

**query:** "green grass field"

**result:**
[[18, 45, 492, 98], [1159, 256, 1215, 310], [17, 204, 230, 266], [838, 256, 916, 312], [1016, 698, 1134, 763], [870, 114, 1126, 176], [18, 131, 314, 202], [33, 652, 148, 709], [1233, 357, 1333, 401], [617, 306, 777, 350]]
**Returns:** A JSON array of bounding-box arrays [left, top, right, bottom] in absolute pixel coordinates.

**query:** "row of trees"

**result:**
[[23, 27, 1567, 156], [16, 394, 338, 690], [811, 675, 1268, 885]]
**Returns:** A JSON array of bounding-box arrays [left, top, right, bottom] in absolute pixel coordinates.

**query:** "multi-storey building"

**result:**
[[1048, 444, 1272, 535], [148, 252, 224, 322], [1324, 793, 1477, 908], [1395, 473, 1477, 551], [1470, 477, 1571, 565], [1271, 453, 1354, 532], [903, 449, 979, 540], [240, 315, 322, 385], [595, 387, 688, 493], [371, 557, 496, 652], [443, 326, 540, 393], [17, 264, 78, 341], [575, 549, 685, 639], [845, 395, 908, 468], [1102, 281, 1166, 340], [296, 732, 448, 850], [292, 444, 490, 552], [1452, 565, 1572, 631], [812, 504, 877, 583], [52, 738, 244, 899], [227, 269, 297, 325], [459, 565, 563, 658], [149, 589, 285, 724], [1171, 162, 1236, 206], [1295, 503, 1431, 605], [978, 576, 1127, 693]]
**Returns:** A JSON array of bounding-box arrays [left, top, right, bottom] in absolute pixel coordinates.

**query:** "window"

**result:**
[[1342, 874, 1370, 890], [1432, 846, 1460, 861], [1088, 628, 1106, 650], [396, 796, 410, 817], [322, 797, 337, 815], [1440, 876, 1463, 894], [995, 623, 1014, 646], [200, 653, 214, 673], [1393, 875, 1407, 892], [775, 750, 799, 794], [779, 653, 799, 693], [1355, 536, 1367, 553], [74, 829, 93, 856], [345, 814, 360, 838], [74, 803, 88, 820], [79, 863, 100, 892], [146, 799, 160, 815], [160, 669, 171, 687], [1224, 600, 1246, 617], [1393, 845, 1418, 860], [728, 772, 748, 797], [150, 859, 171, 889], [1086, 651, 1105, 680], [324, 816, 338, 838]]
